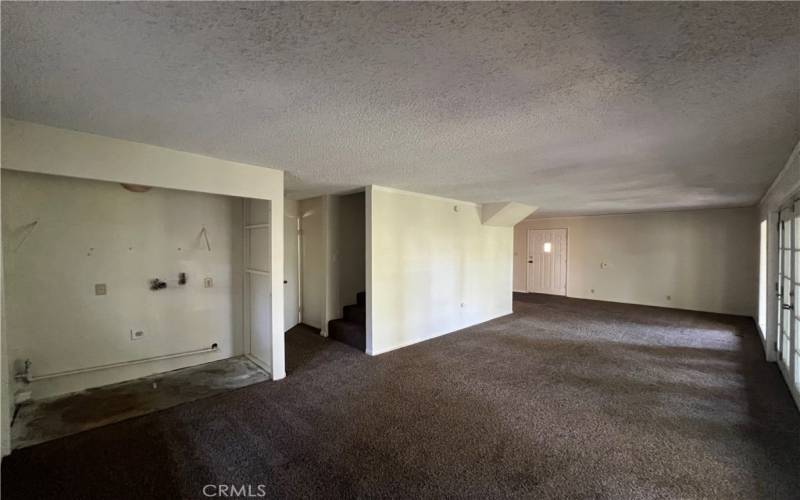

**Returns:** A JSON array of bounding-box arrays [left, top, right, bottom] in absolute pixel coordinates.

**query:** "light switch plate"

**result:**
[[95, 283, 107, 295]]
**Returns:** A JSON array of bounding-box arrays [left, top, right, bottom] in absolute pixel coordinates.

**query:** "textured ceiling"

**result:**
[[2, 2, 799, 216]]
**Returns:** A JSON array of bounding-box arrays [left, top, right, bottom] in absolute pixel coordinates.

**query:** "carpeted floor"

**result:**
[[2, 294, 799, 499]]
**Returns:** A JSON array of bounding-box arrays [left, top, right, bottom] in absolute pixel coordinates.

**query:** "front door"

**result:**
[[527, 229, 567, 295]]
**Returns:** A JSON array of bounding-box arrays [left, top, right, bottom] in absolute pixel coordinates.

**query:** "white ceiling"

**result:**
[[2, 2, 798, 216]]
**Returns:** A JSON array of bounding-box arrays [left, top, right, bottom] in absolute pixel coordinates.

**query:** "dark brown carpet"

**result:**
[[2, 294, 799, 499]]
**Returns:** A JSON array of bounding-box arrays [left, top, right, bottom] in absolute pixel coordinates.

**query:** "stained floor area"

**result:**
[[10, 356, 269, 450], [3, 294, 800, 499]]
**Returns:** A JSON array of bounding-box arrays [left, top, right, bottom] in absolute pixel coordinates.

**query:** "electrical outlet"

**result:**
[[95, 283, 107, 295], [130, 329, 145, 341], [204, 277, 214, 288]]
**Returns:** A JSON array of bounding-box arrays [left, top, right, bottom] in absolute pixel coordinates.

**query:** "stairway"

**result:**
[[328, 291, 366, 351]]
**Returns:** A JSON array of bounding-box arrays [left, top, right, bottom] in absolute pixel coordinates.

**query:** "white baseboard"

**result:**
[[367, 309, 513, 356]]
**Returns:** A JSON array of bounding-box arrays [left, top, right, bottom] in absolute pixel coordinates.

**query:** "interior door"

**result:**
[[527, 229, 567, 295], [284, 213, 300, 331]]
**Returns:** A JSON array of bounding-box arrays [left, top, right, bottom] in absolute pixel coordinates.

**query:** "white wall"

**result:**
[[1, 119, 285, 454], [368, 186, 513, 355], [514, 208, 758, 317], [3, 170, 243, 399], [299, 196, 326, 330]]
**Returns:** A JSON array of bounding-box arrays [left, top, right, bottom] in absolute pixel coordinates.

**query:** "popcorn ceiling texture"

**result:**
[[2, 2, 798, 216]]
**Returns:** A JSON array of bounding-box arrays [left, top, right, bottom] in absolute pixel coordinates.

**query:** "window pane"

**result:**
[[782, 336, 790, 364], [784, 221, 792, 247]]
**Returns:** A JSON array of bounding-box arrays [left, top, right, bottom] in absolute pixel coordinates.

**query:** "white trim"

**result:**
[[367, 310, 513, 356], [365, 187, 373, 355], [244, 223, 270, 229]]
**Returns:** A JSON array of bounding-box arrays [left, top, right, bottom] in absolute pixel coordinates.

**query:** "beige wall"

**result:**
[[368, 186, 513, 355], [3, 171, 244, 399], [1, 119, 286, 455], [299, 196, 326, 330], [514, 207, 758, 317]]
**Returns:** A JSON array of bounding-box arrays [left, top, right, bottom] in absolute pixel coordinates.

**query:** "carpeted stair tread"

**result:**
[[328, 319, 366, 351], [343, 304, 366, 324]]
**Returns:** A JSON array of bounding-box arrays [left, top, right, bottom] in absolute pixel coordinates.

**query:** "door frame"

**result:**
[[284, 212, 301, 330], [773, 204, 800, 411], [526, 228, 568, 296]]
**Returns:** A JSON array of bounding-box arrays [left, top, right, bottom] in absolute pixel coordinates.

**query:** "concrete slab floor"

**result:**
[[10, 356, 270, 450]]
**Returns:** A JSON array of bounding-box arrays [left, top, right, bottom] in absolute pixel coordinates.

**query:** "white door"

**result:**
[[787, 204, 799, 401], [284, 213, 300, 331], [527, 229, 567, 295]]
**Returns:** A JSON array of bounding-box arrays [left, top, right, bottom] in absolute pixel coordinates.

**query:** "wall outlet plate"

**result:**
[[130, 329, 145, 341], [95, 283, 107, 295]]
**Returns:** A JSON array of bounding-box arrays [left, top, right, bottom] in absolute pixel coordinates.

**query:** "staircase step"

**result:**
[[343, 304, 365, 324], [328, 319, 366, 351], [356, 291, 366, 306]]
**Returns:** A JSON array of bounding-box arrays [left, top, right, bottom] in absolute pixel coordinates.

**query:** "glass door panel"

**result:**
[[779, 208, 792, 372], [792, 202, 800, 392], [774, 203, 799, 401]]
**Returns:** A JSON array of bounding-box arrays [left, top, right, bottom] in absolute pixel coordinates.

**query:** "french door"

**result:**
[[777, 205, 799, 404]]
